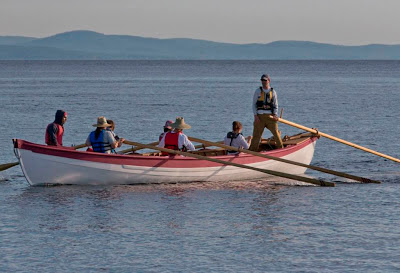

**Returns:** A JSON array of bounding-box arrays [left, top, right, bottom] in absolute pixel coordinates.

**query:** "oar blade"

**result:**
[[359, 177, 381, 184], [0, 162, 19, 172]]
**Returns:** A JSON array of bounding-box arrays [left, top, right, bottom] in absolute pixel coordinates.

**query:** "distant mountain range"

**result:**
[[1, 30, 400, 60]]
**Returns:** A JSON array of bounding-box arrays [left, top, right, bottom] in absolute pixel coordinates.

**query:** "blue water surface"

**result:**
[[0, 61, 399, 272]]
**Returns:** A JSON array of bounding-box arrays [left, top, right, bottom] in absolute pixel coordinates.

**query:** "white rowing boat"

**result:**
[[13, 134, 317, 186]]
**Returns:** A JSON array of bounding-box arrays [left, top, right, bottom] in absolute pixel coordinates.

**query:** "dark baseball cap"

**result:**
[[260, 74, 270, 81]]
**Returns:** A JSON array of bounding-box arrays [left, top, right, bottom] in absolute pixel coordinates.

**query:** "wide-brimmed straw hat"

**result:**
[[171, 117, 191, 130], [92, 116, 112, 128]]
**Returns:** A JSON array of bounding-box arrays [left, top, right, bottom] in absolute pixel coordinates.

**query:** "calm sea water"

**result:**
[[0, 61, 399, 272]]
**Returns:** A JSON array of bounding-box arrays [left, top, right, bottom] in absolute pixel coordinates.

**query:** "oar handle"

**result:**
[[278, 118, 400, 164], [73, 143, 87, 150], [119, 141, 160, 154]]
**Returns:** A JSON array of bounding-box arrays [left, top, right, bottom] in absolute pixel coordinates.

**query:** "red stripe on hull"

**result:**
[[14, 138, 317, 168]]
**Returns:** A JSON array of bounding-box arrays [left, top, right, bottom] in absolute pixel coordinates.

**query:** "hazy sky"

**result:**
[[1, 0, 400, 45]]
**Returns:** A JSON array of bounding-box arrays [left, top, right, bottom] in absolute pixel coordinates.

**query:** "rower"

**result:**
[[159, 120, 173, 142], [86, 116, 124, 154], [224, 121, 252, 154], [45, 110, 67, 146], [158, 117, 195, 156], [106, 119, 125, 153]]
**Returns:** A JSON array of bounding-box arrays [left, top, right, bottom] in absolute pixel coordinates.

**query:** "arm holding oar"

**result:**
[[278, 118, 400, 164], [188, 136, 381, 184], [123, 140, 335, 187]]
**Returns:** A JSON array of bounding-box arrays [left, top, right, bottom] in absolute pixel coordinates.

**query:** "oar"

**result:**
[[119, 141, 224, 154], [0, 162, 19, 172], [123, 140, 335, 187], [278, 118, 400, 163], [1, 142, 88, 172], [119, 141, 160, 154], [188, 136, 381, 184], [73, 143, 88, 150]]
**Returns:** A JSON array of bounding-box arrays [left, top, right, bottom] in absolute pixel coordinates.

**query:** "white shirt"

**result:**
[[224, 133, 249, 150], [158, 132, 195, 151]]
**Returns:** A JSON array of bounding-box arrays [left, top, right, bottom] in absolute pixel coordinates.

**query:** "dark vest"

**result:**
[[226, 132, 242, 153], [256, 87, 273, 111]]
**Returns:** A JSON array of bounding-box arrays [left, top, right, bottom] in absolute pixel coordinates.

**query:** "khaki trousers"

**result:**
[[249, 114, 283, 151]]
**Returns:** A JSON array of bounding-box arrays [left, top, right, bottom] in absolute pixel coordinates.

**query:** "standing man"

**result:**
[[249, 74, 283, 151], [45, 110, 67, 146]]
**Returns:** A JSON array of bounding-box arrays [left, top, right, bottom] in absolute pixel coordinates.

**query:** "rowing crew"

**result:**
[[44, 73, 283, 154], [158, 118, 252, 155], [44, 113, 256, 155]]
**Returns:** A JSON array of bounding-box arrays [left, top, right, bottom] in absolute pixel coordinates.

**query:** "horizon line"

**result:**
[[1, 29, 400, 47]]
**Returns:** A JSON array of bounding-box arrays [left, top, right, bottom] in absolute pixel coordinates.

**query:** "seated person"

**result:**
[[106, 119, 125, 142], [224, 121, 252, 154], [158, 117, 195, 155], [159, 120, 173, 141], [86, 116, 123, 154], [45, 110, 67, 146]]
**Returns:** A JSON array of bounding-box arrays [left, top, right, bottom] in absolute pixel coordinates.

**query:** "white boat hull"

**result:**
[[14, 138, 316, 186]]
